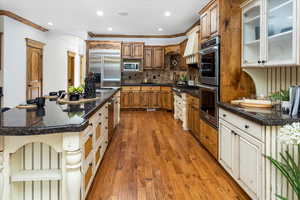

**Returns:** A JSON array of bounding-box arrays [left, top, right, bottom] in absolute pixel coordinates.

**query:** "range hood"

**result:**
[[184, 25, 200, 64]]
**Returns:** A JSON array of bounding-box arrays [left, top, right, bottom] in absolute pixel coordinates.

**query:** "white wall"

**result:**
[[89, 36, 187, 46], [43, 32, 86, 95], [2, 16, 47, 108], [2, 16, 86, 108]]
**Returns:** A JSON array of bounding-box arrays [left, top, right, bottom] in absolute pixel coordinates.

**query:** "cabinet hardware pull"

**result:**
[[231, 130, 237, 135], [99, 113, 102, 116], [89, 133, 93, 137], [222, 114, 226, 117], [262, 60, 266, 64], [245, 125, 249, 129], [99, 146, 102, 150], [89, 123, 93, 127], [105, 127, 108, 130], [99, 122, 102, 125], [258, 60, 261, 64], [106, 117, 108, 119], [89, 163, 93, 167]]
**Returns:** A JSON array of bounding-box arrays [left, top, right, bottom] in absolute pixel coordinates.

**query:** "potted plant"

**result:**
[[266, 122, 300, 200], [68, 85, 84, 101], [269, 90, 290, 112]]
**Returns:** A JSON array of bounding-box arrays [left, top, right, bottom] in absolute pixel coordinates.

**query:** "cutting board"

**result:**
[[57, 97, 100, 105], [231, 99, 274, 108]]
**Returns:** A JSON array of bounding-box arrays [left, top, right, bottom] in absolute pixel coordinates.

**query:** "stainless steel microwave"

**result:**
[[123, 62, 140, 71]]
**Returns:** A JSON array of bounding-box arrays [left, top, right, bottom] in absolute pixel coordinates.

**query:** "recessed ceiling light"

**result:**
[[107, 27, 113, 31], [117, 11, 129, 16], [158, 28, 163, 32], [48, 22, 53, 26], [97, 10, 104, 16], [164, 11, 171, 17]]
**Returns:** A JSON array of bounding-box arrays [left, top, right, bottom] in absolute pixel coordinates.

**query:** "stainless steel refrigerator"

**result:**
[[88, 49, 121, 88]]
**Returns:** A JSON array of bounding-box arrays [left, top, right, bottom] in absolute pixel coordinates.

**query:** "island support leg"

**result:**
[[65, 149, 82, 200]]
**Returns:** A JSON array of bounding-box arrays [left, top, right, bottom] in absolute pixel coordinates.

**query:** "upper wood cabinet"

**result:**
[[143, 46, 165, 69], [144, 47, 153, 69], [153, 47, 164, 69], [122, 42, 144, 59], [199, 0, 219, 41], [241, 0, 299, 67]]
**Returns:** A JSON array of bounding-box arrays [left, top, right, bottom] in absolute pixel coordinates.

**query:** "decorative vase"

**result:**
[[69, 93, 80, 101]]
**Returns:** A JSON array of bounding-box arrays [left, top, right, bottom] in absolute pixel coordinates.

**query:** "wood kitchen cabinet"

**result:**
[[121, 86, 173, 110], [200, 119, 218, 159], [144, 47, 153, 69], [143, 46, 165, 69], [122, 42, 144, 59], [187, 95, 201, 141], [199, 0, 219, 41]]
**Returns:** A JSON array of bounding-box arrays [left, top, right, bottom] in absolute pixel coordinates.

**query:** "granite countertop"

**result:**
[[121, 83, 175, 87], [121, 83, 201, 98], [218, 102, 300, 126], [0, 88, 120, 136]]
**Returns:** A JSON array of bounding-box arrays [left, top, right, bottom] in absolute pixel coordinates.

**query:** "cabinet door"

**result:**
[[200, 12, 210, 40], [122, 43, 132, 58], [265, 0, 296, 65], [209, 1, 219, 36], [144, 47, 153, 69], [153, 47, 164, 69], [140, 92, 149, 108], [242, 0, 262, 66], [166, 92, 173, 110], [236, 129, 263, 200], [132, 43, 144, 58], [120, 92, 130, 108], [219, 122, 236, 176], [193, 107, 201, 140], [149, 92, 161, 108], [131, 91, 140, 107], [188, 104, 194, 131]]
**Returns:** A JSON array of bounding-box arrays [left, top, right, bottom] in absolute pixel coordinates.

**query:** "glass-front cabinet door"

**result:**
[[242, 0, 262, 66], [265, 0, 296, 65]]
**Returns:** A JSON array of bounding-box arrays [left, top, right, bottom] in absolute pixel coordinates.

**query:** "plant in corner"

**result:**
[[266, 122, 300, 200], [68, 85, 84, 101], [269, 90, 290, 113]]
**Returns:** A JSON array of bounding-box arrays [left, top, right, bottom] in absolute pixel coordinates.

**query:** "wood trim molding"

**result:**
[[199, 0, 217, 15], [86, 41, 122, 50], [0, 10, 48, 32], [25, 38, 45, 49], [68, 51, 76, 57], [88, 18, 200, 39]]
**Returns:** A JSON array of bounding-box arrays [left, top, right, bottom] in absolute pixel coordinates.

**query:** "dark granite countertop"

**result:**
[[218, 102, 300, 126], [0, 89, 120, 136], [121, 83, 175, 87], [121, 83, 201, 98]]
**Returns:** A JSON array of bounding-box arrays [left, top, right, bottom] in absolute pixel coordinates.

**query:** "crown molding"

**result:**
[[88, 19, 200, 39], [0, 10, 48, 32]]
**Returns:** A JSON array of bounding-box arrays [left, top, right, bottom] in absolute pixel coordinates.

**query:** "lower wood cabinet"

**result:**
[[200, 119, 218, 159], [187, 95, 201, 141], [120, 86, 173, 110]]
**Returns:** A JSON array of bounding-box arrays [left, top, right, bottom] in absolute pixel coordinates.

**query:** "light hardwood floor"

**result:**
[[87, 111, 250, 200]]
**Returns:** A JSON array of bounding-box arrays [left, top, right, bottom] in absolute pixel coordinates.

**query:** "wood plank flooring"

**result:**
[[87, 111, 250, 200]]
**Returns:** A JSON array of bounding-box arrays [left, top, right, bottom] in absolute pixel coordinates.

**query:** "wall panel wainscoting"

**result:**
[[265, 127, 299, 200]]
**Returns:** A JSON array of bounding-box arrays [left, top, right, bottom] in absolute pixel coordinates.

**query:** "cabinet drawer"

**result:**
[[122, 86, 140, 91], [84, 134, 93, 158], [201, 120, 218, 159], [84, 162, 93, 189], [141, 86, 161, 91], [219, 108, 264, 142], [161, 87, 172, 92]]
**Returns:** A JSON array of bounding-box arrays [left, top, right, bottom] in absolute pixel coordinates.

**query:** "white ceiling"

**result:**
[[0, 0, 209, 35]]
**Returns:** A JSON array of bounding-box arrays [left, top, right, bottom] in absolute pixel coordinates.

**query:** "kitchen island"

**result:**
[[0, 89, 120, 200]]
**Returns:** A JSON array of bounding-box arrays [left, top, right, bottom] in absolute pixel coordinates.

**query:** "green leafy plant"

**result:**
[[266, 147, 300, 200], [269, 90, 290, 101], [68, 85, 84, 94]]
